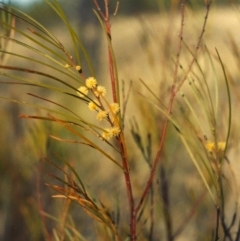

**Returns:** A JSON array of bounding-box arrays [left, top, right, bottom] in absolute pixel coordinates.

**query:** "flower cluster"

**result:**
[[205, 141, 226, 153], [77, 77, 121, 140], [78, 77, 106, 98], [102, 127, 121, 140]]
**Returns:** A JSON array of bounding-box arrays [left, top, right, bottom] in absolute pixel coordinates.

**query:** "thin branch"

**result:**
[[175, 1, 212, 93], [113, 2, 119, 16], [135, 0, 187, 215], [173, 0, 185, 88], [93, 0, 119, 104]]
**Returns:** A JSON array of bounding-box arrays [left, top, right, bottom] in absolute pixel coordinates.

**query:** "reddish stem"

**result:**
[[94, 0, 118, 103], [93, 1, 136, 239], [136, 85, 176, 214], [136, 0, 210, 217], [120, 146, 136, 240]]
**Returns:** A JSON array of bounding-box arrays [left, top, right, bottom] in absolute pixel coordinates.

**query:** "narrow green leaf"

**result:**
[[52, 118, 123, 169], [52, 153, 86, 195], [141, 93, 218, 202], [1, 5, 60, 45], [139, 78, 166, 108], [44, 0, 95, 76], [0, 20, 67, 63], [205, 46, 219, 121], [44, 0, 81, 65], [0, 49, 83, 84], [53, 229, 61, 241], [183, 40, 216, 128], [215, 49, 231, 156], [41, 211, 87, 241], [0, 96, 94, 129], [0, 66, 71, 89], [64, 229, 75, 241], [179, 133, 217, 206], [26, 28, 60, 49], [180, 92, 207, 137]]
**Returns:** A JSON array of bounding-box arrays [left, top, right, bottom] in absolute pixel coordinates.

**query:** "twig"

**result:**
[[113, 2, 119, 16], [136, 0, 212, 219], [117, 134, 136, 240], [135, 0, 187, 216], [173, 0, 185, 88], [175, 1, 212, 93]]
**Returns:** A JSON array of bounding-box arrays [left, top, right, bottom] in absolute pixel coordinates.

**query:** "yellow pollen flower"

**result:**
[[102, 130, 112, 140], [205, 141, 226, 153], [206, 142, 215, 152], [86, 77, 97, 89], [75, 65, 81, 71], [218, 142, 226, 151], [102, 126, 121, 140], [77, 86, 88, 97], [94, 86, 106, 97], [88, 100, 99, 111], [110, 103, 120, 114], [110, 126, 121, 136], [97, 111, 108, 121], [65, 64, 70, 69]]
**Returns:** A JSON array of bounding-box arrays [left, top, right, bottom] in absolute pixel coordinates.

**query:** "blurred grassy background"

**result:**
[[1, 0, 240, 240]]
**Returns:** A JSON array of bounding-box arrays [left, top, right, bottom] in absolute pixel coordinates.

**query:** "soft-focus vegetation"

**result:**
[[1, 0, 240, 240]]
